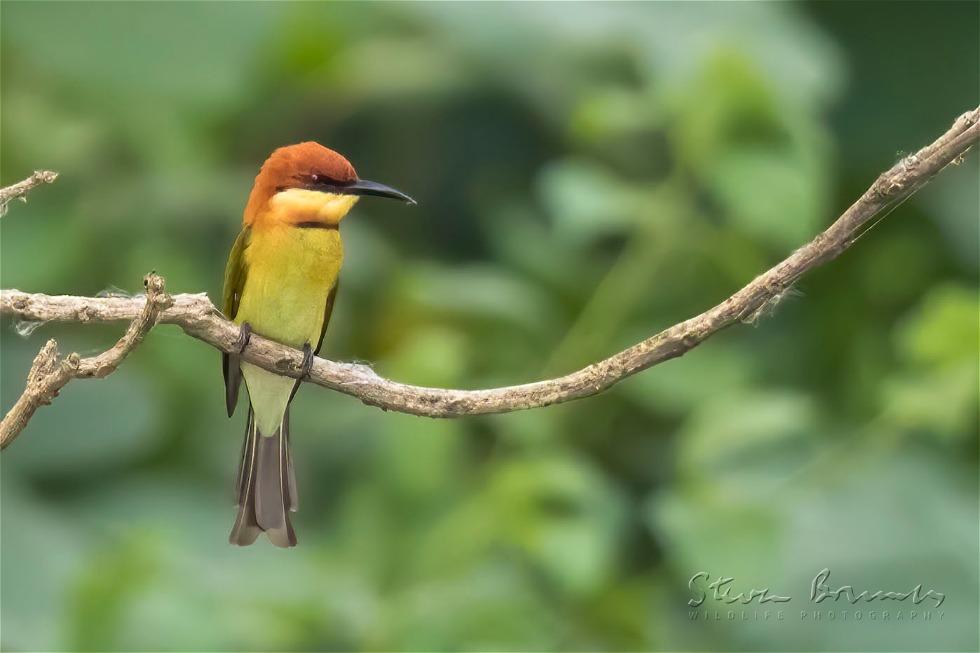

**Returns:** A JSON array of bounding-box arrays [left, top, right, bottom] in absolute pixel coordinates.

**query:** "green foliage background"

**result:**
[[1, 2, 977, 651]]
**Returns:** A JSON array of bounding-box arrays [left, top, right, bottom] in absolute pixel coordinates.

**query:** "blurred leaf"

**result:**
[[570, 87, 663, 143], [621, 341, 759, 415], [0, 482, 86, 652], [382, 563, 560, 651], [881, 363, 977, 440], [918, 158, 980, 268], [538, 159, 646, 244], [386, 262, 560, 344], [488, 455, 627, 596], [2, 2, 279, 108], [649, 491, 784, 584], [882, 283, 980, 439], [676, 390, 819, 487], [709, 145, 824, 248], [67, 535, 159, 650], [672, 51, 785, 171], [894, 283, 979, 368]]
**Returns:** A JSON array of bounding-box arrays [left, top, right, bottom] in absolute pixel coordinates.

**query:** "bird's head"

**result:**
[[244, 141, 414, 227]]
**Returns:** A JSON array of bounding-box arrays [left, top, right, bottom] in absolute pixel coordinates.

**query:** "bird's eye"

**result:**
[[310, 174, 319, 183]]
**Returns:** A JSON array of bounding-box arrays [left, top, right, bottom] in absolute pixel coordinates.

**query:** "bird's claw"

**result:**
[[236, 322, 253, 354], [301, 343, 314, 379]]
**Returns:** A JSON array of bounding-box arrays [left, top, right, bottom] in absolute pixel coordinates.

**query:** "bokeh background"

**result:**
[[1, 2, 977, 651]]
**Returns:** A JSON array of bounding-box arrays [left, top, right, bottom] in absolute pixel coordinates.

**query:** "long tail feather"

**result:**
[[234, 409, 254, 504], [284, 410, 298, 512], [230, 408, 297, 547], [229, 410, 261, 545]]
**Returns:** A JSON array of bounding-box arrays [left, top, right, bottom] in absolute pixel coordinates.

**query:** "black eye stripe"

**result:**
[[302, 172, 348, 186], [277, 173, 353, 194], [276, 174, 353, 195]]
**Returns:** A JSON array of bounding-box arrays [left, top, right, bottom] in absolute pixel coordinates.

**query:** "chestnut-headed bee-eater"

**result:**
[[222, 142, 414, 547]]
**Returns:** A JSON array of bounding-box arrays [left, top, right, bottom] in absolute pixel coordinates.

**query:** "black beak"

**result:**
[[345, 178, 416, 205]]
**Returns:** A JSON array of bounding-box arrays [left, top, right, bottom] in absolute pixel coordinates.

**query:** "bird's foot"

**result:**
[[301, 343, 315, 379], [236, 322, 253, 354]]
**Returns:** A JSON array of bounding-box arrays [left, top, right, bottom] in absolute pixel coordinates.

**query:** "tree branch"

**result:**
[[0, 169, 58, 217], [0, 273, 173, 449], [1, 107, 977, 432]]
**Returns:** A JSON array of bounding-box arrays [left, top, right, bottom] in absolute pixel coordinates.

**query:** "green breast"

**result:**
[[235, 226, 343, 348]]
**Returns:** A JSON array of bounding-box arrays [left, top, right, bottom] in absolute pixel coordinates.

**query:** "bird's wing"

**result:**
[[315, 279, 339, 356], [287, 280, 339, 405], [222, 227, 251, 417]]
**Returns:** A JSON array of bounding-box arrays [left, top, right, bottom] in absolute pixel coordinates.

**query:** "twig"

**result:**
[[0, 107, 977, 432], [0, 170, 58, 217], [0, 274, 173, 449]]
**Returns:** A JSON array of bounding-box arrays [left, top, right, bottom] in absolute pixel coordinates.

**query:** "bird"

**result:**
[[222, 142, 414, 547]]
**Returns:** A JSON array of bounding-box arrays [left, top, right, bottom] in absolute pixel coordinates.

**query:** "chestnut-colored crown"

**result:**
[[243, 142, 357, 224]]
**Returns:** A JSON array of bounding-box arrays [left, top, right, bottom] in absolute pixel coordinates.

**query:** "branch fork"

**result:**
[[0, 273, 172, 448]]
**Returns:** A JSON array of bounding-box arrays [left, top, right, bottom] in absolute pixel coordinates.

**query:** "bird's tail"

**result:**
[[229, 408, 298, 547]]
